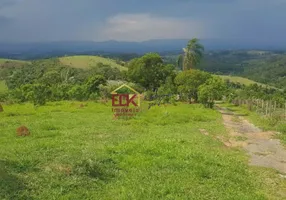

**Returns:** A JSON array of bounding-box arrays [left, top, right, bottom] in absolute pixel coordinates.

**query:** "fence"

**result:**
[[232, 99, 286, 120]]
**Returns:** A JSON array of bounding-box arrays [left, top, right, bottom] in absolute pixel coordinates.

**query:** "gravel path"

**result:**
[[218, 106, 286, 174]]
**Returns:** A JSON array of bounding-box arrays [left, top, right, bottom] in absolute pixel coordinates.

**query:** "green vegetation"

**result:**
[[225, 82, 286, 105], [127, 53, 176, 91], [178, 38, 204, 70], [0, 58, 127, 104], [195, 51, 286, 89], [1, 51, 225, 107], [218, 75, 266, 87], [0, 102, 285, 199], [198, 76, 227, 108], [0, 80, 7, 94], [1, 47, 284, 110], [164, 50, 286, 89], [175, 70, 211, 103], [243, 55, 286, 89], [59, 55, 127, 71], [0, 58, 28, 65]]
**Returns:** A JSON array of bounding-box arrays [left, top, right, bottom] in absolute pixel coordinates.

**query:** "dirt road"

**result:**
[[217, 106, 286, 174]]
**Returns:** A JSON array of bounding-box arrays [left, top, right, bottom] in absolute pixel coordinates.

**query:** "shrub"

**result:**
[[0, 92, 8, 102], [157, 76, 177, 104], [50, 84, 72, 101], [68, 85, 88, 101], [8, 84, 50, 105], [89, 93, 100, 101], [175, 69, 211, 103], [277, 123, 286, 134], [198, 76, 227, 108], [85, 75, 106, 94], [32, 84, 51, 106]]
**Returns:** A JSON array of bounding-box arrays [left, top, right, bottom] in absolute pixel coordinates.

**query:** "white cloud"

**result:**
[[98, 13, 205, 41]]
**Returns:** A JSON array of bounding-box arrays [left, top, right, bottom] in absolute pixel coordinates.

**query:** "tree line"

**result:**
[[0, 39, 285, 110]]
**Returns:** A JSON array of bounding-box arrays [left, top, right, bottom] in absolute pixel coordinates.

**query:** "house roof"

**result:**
[[111, 84, 140, 94]]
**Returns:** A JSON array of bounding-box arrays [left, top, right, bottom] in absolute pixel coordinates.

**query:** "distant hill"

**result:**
[[0, 56, 126, 71], [59, 55, 127, 71], [242, 55, 286, 89], [1, 39, 286, 60], [0, 58, 29, 65], [194, 51, 286, 89], [0, 59, 29, 73]]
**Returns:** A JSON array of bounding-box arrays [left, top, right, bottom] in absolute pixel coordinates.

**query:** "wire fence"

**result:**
[[232, 99, 286, 120]]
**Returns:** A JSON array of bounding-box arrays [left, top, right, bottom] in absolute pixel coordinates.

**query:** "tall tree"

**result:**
[[127, 53, 175, 91], [181, 38, 204, 70], [175, 69, 211, 103]]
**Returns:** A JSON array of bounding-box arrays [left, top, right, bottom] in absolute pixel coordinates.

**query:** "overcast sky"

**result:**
[[0, 0, 285, 42]]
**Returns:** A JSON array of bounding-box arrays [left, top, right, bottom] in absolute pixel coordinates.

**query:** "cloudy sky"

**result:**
[[0, 0, 285, 42]]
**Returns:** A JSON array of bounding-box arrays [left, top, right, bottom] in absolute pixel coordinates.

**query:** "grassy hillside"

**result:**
[[59, 56, 127, 70], [242, 55, 286, 89], [0, 58, 28, 65], [0, 56, 124, 71], [0, 102, 285, 199], [219, 75, 259, 86], [195, 51, 286, 89], [218, 75, 270, 87]]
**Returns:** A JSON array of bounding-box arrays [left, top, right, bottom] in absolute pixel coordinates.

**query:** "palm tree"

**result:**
[[179, 38, 204, 71]]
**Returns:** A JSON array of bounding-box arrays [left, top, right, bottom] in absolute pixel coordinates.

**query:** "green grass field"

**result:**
[[59, 56, 127, 70], [0, 102, 285, 199], [218, 75, 267, 86]]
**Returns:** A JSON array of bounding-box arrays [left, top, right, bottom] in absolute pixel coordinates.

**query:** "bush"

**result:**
[[85, 75, 106, 94], [32, 84, 51, 106], [89, 93, 100, 101], [39, 71, 62, 86], [277, 123, 286, 134], [0, 92, 8, 102], [267, 114, 284, 126], [8, 84, 50, 105], [144, 90, 156, 101], [175, 69, 211, 103], [198, 76, 227, 108], [68, 85, 88, 101], [50, 84, 72, 101], [156, 76, 177, 104]]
